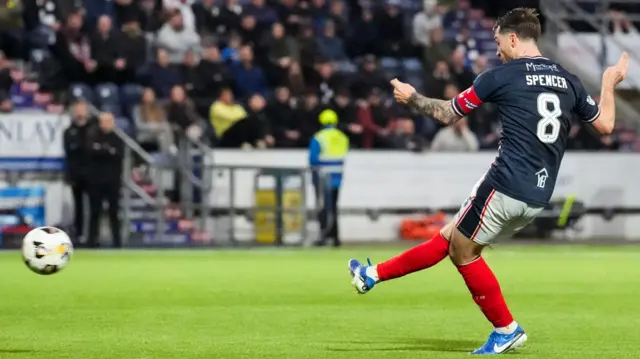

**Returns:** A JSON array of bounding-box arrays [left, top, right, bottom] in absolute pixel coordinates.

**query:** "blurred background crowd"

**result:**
[[0, 0, 634, 153]]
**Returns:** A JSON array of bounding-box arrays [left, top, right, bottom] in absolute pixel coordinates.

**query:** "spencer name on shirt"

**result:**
[[524, 62, 568, 89]]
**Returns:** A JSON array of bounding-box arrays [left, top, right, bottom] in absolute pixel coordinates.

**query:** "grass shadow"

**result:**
[[326, 337, 479, 353], [0, 349, 35, 354]]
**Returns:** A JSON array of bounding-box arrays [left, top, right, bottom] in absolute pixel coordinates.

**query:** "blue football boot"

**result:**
[[471, 325, 527, 354], [348, 258, 378, 294]]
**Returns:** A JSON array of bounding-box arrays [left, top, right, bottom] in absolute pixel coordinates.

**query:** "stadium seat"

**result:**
[[120, 84, 144, 118], [100, 103, 122, 117], [95, 83, 121, 106], [115, 117, 134, 137], [69, 83, 96, 103]]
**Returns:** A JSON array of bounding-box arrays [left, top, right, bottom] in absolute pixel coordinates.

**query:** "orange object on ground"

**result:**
[[399, 212, 447, 240]]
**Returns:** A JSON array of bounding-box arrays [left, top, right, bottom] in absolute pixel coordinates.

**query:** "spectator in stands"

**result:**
[[192, 0, 222, 36], [277, 0, 306, 36], [164, 0, 196, 31], [113, 0, 140, 27], [222, 32, 242, 63], [308, 0, 329, 27], [219, 93, 271, 148], [453, 26, 479, 64], [423, 26, 453, 67], [312, 60, 343, 104], [209, 87, 247, 145], [157, 9, 201, 65], [133, 88, 171, 152], [141, 48, 182, 99], [331, 88, 363, 148], [358, 88, 391, 148], [430, 117, 479, 152], [239, 14, 261, 47], [23, 0, 59, 50], [137, 0, 163, 32], [388, 112, 425, 152], [472, 55, 489, 75], [246, 94, 273, 148], [243, 0, 278, 29], [377, 0, 406, 57], [266, 22, 300, 83], [413, 0, 442, 48], [328, 0, 347, 38], [298, 25, 318, 76], [450, 48, 475, 89], [316, 20, 347, 62], [443, 0, 471, 30], [63, 100, 95, 245], [53, 10, 96, 84], [570, 119, 620, 151], [182, 49, 204, 106], [0, 52, 13, 112], [167, 85, 200, 137], [348, 9, 377, 57], [91, 15, 125, 84], [119, 19, 147, 82], [195, 44, 232, 114], [219, 0, 243, 35], [425, 60, 451, 99], [351, 55, 388, 100], [267, 86, 298, 147], [298, 90, 322, 145], [286, 61, 306, 97], [0, 0, 25, 60], [87, 112, 123, 248], [230, 45, 267, 99]]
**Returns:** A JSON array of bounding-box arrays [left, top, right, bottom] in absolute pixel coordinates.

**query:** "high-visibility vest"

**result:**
[[313, 127, 349, 174]]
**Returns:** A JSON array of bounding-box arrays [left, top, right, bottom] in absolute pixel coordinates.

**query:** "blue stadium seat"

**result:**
[[69, 83, 96, 103], [115, 117, 134, 136], [120, 84, 143, 106], [402, 58, 422, 72], [100, 103, 122, 116], [380, 57, 402, 79], [95, 83, 120, 105]]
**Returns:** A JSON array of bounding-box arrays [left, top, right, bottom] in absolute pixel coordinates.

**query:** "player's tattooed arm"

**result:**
[[407, 93, 462, 125]]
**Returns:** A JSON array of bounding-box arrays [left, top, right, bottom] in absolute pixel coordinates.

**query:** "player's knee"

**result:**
[[448, 230, 482, 266]]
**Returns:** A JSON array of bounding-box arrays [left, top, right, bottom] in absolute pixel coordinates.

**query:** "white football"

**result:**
[[21, 226, 73, 275]]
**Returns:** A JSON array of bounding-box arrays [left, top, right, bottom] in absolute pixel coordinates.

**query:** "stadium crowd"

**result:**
[[0, 0, 633, 152]]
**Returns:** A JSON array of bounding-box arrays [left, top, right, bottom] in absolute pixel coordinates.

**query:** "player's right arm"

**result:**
[[390, 69, 499, 125], [390, 78, 462, 125], [590, 52, 628, 135]]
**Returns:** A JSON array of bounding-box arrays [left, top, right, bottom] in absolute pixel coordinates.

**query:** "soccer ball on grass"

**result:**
[[21, 226, 73, 275]]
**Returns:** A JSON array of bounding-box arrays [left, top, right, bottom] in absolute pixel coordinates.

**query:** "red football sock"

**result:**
[[376, 232, 449, 281], [457, 257, 514, 328]]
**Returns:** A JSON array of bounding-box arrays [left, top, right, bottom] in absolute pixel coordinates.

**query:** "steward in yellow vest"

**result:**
[[309, 109, 349, 247]]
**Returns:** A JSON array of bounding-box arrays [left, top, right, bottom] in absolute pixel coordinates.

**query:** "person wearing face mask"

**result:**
[[86, 112, 124, 248], [63, 100, 96, 245]]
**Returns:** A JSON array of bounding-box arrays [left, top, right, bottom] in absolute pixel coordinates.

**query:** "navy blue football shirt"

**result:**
[[451, 56, 600, 206]]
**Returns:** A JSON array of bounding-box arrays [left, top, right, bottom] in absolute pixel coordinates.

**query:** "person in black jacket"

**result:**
[[63, 100, 95, 245], [86, 112, 124, 248]]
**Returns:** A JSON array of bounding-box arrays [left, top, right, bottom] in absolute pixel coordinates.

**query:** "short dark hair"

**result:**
[[494, 8, 541, 41]]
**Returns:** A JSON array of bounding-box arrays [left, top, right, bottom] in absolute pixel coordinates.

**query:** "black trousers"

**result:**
[[70, 178, 89, 242], [88, 181, 121, 248], [316, 186, 341, 246]]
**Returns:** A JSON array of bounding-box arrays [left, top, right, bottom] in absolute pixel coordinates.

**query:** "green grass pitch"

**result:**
[[1, 245, 639, 358]]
